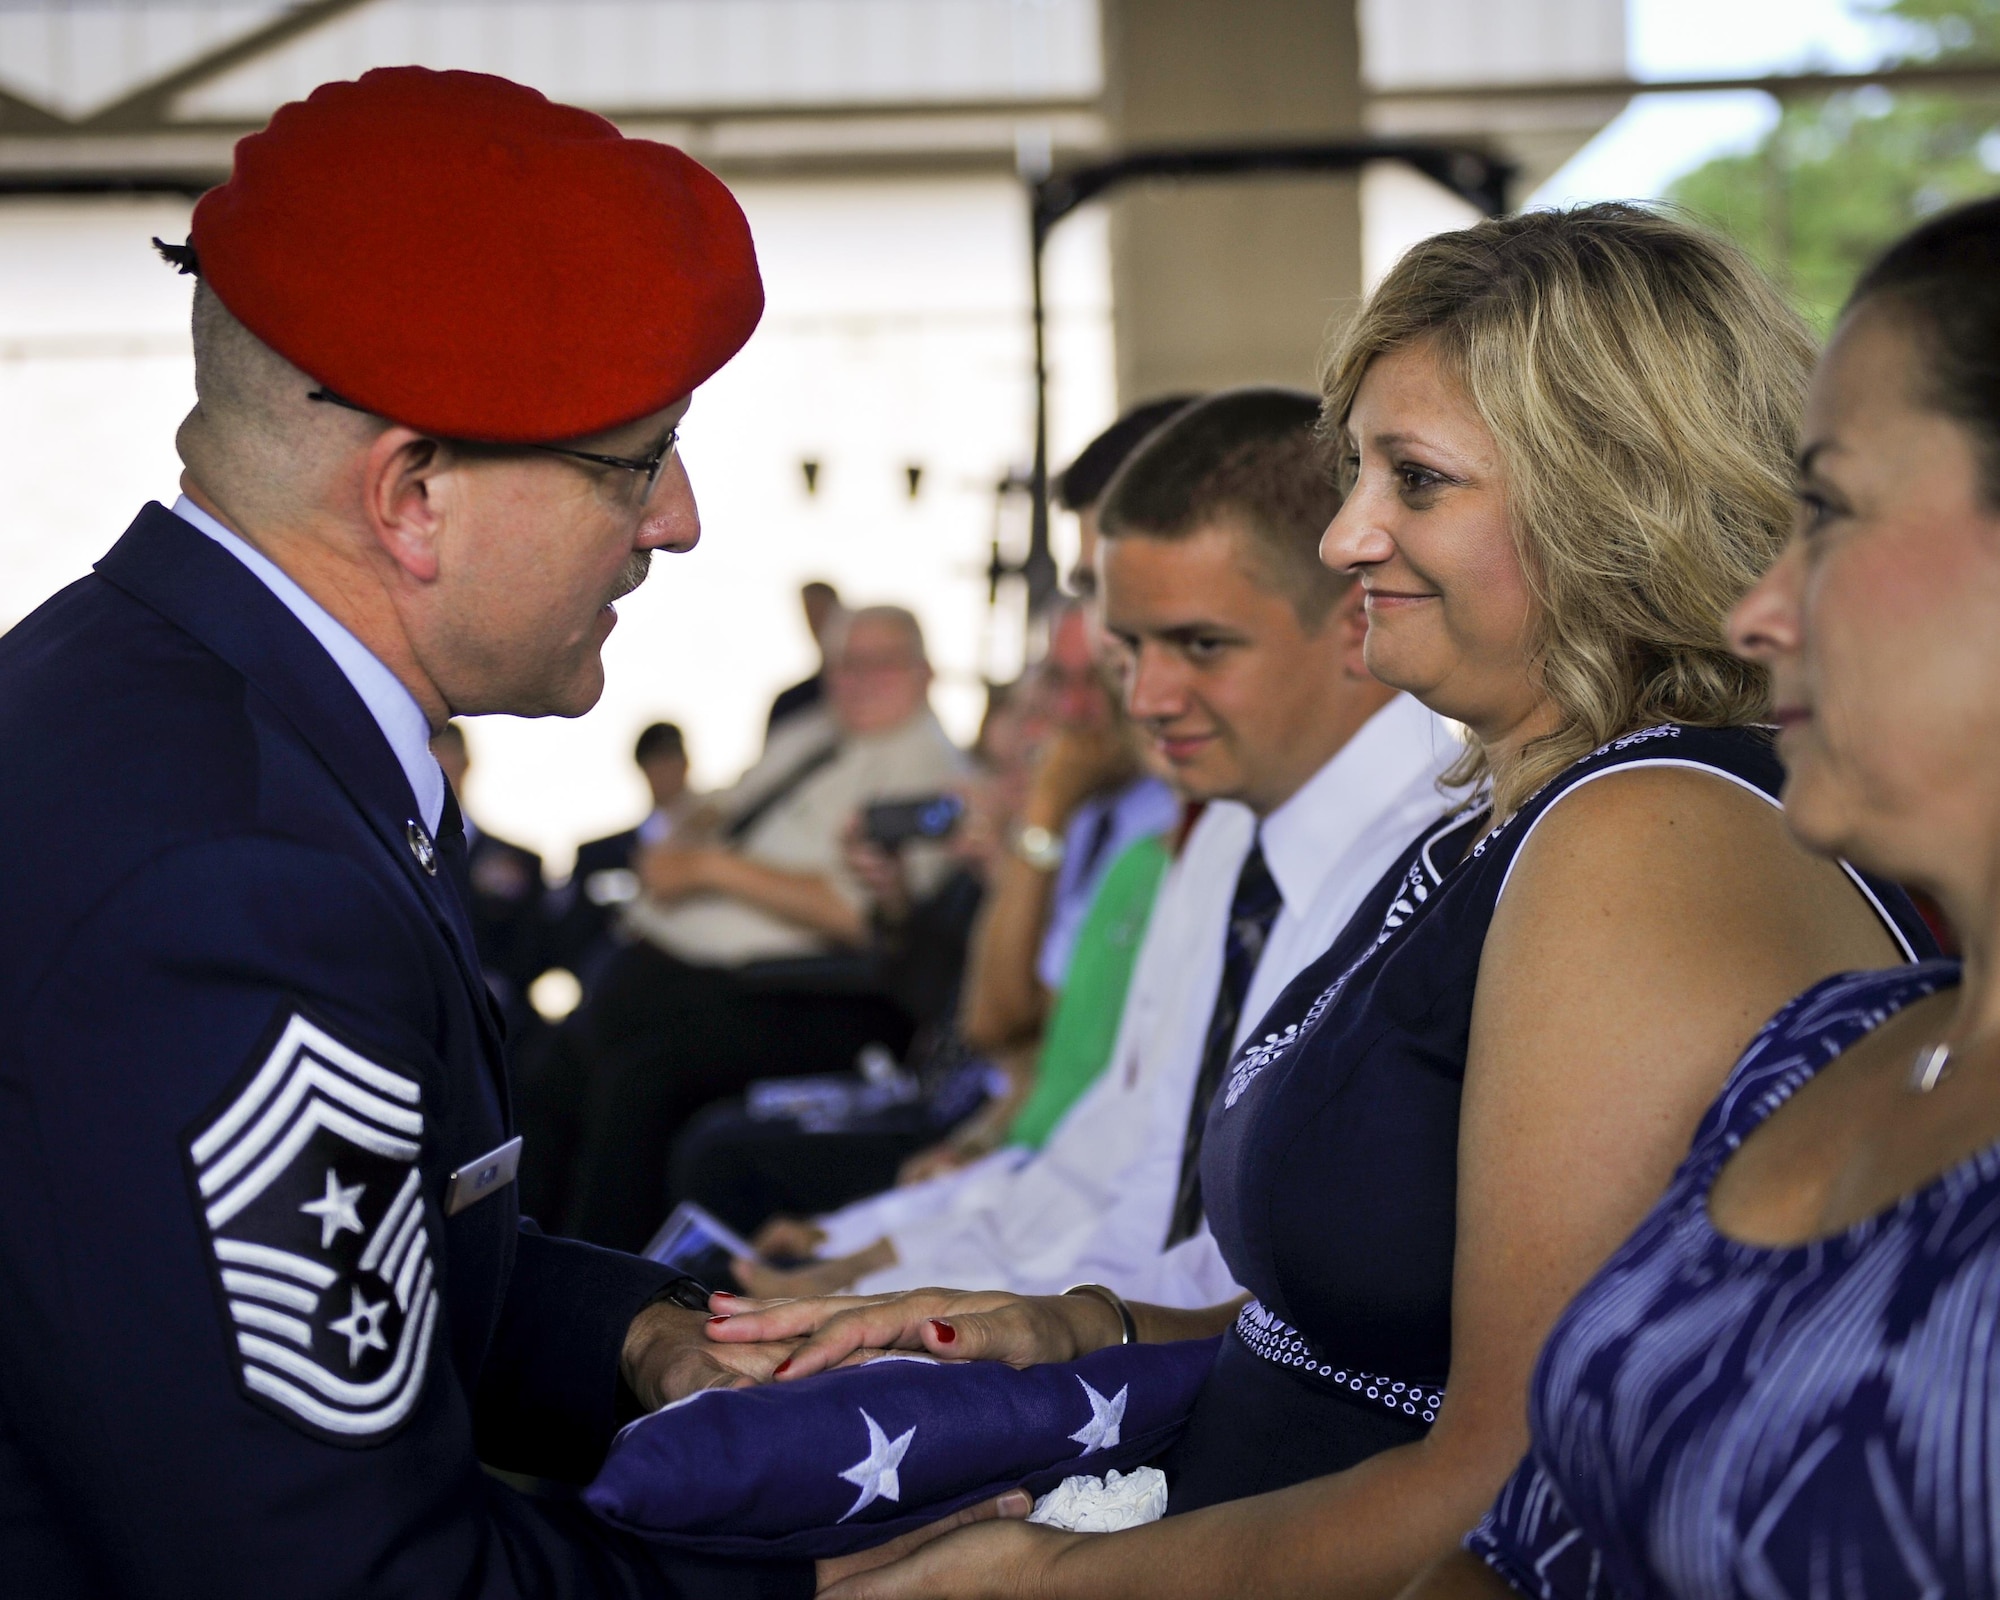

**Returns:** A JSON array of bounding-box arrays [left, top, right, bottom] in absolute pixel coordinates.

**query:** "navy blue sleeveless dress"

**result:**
[[1467, 959, 1993, 1599], [1165, 724, 1935, 1513]]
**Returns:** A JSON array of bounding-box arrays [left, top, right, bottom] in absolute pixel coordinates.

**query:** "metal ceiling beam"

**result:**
[[0, 84, 68, 136], [0, 0, 382, 136], [1370, 60, 2000, 106], [80, 0, 383, 131]]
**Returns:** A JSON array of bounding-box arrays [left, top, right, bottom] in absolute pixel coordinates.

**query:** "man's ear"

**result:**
[[1334, 581, 1372, 681], [361, 427, 450, 583]]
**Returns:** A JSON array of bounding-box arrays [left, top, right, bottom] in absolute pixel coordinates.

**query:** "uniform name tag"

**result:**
[[445, 1136, 523, 1216]]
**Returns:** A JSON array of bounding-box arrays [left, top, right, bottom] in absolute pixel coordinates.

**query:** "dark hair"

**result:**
[[1097, 386, 1348, 626], [1848, 195, 2000, 507], [1054, 395, 1199, 511], [634, 721, 685, 764]]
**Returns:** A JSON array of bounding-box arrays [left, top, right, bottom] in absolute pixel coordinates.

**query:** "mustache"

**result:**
[[608, 550, 653, 604]]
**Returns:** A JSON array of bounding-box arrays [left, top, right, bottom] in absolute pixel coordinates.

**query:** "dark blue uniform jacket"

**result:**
[[0, 505, 804, 1599]]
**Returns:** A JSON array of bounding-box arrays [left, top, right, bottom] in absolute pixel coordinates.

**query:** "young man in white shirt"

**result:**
[[736, 389, 1459, 1304]]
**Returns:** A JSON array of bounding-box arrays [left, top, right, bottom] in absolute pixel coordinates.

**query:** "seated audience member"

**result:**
[[710, 207, 1938, 1597], [548, 719, 695, 988], [765, 579, 842, 737], [429, 720, 548, 1041], [1426, 197, 2000, 1600], [835, 402, 1198, 1191], [677, 595, 1179, 1244], [732, 387, 1460, 1301], [520, 605, 966, 1251], [707, 818, 1183, 1255], [896, 599, 1177, 1182], [669, 684, 1042, 1234], [1055, 394, 1196, 597]]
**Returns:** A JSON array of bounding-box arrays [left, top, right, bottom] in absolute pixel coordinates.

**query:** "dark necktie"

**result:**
[[1073, 802, 1118, 884], [434, 783, 478, 945], [1164, 836, 1283, 1246]]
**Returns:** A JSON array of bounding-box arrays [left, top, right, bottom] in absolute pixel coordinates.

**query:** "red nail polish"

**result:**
[[707, 1315, 730, 1325], [929, 1319, 957, 1345], [774, 1358, 793, 1376]]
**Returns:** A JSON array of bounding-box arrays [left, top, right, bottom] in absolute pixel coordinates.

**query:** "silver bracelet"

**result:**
[[1063, 1282, 1137, 1346]]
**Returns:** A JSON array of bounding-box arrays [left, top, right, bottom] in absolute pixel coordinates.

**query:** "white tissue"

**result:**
[[1026, 1466, 1169, 1533]]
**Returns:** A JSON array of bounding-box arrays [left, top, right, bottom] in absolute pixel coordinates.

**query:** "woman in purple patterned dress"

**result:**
[[1419, 196, 2000, 1600]]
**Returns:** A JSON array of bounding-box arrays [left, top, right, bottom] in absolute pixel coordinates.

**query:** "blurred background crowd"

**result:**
[[4, 0, 1998, 1262]]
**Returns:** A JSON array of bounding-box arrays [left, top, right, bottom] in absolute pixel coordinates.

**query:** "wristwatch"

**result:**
[[642, 1274, 713, 1313], [1010, 822, 1066, 873]]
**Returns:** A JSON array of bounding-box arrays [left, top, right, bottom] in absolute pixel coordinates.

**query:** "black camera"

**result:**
[[862, 793, 965, 849]]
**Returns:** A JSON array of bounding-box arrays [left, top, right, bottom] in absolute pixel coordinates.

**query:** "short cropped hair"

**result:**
[[1849, 194, 2000, 509], [634, 722, 685, 764], [1097, 387, 1348, 627], [1054, 395, 1198, 512], [1323, 203, 1815, 815]]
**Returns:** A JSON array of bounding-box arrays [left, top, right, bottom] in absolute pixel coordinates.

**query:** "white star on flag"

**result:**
[[299, 1168, 366, 1249], [837, 1409, 916, 1521], [1069, 1378, 1127, 1454], [328, 1285, 391, 1367]]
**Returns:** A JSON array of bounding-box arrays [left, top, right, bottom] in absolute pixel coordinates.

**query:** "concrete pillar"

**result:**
[[1100, 0, 1364, 403]]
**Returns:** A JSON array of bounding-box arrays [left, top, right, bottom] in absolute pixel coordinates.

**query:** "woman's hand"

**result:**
[[706, 1286, 1123, 1380], [817, 1504, 1079, 1599], [620, 1302, 801, 1411]]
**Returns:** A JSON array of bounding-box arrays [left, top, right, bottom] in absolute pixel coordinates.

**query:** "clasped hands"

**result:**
[[619, 1281, 1123, 1417], [622, 1287, 1133, 1596]]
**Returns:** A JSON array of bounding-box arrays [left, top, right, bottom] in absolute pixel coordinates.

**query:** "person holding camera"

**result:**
[[516, 605, 967, 1252]]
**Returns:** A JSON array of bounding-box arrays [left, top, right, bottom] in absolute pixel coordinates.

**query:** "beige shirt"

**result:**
[[624, 705, 968, 967]]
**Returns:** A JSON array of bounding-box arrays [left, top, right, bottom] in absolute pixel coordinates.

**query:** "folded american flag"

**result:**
[[585, 1337, 1222, 1558]]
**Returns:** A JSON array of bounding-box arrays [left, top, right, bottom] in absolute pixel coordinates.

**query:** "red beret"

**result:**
[[191, 66, 763, 443]]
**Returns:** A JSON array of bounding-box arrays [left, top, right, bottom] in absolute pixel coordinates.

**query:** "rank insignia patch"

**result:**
[[185, 1010, 438, 1445]]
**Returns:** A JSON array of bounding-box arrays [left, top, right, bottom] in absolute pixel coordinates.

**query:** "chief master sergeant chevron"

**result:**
[[0, 67, 819, 1598]]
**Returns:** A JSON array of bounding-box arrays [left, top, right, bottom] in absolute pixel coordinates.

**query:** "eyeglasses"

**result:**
[[306, 388, 678, 499]]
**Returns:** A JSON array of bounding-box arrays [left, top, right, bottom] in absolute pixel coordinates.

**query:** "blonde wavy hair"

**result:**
[[1322, 203, 1814, 818]]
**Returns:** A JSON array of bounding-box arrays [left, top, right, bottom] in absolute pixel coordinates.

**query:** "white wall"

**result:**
[[0, 176, 1114, 874]]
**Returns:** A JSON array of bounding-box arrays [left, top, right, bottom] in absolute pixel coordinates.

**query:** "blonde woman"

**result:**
[[716, 206, 1934, 1600]]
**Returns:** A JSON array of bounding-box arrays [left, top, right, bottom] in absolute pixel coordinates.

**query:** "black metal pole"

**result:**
[[1024, 203, 1058, 618]]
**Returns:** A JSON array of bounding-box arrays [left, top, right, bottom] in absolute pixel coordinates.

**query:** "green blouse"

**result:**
[[1004, 831, 1172, 1150]]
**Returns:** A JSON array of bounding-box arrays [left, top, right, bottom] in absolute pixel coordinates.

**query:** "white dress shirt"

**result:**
[[171, 496, 444, 834], [821, 694, 1463, 1303]]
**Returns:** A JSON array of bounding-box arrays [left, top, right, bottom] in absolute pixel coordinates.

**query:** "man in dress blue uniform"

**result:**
[[0, 65, 814, 1598]]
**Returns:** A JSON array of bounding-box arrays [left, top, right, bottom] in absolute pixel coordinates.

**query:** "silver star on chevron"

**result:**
[[299, 1168, 366, 1250], [1069, 1378, 1127, 1454], [837, 1409, 915, 1521], [329, 1285, 391, 1367]]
